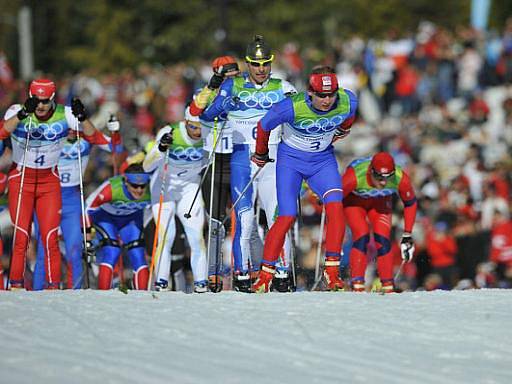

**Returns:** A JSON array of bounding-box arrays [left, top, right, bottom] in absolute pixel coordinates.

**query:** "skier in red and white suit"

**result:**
[[1, 78, 106, 289], [342, 152, 417, 293]]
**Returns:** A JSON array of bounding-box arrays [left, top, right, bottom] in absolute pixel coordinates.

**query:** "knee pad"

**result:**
[[374, 233, 391, 257], [352, 234, 370, 254]]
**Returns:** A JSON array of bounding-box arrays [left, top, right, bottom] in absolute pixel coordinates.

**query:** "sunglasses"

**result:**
[[245, 55, 274, 68], [128, 182, 147, 190], [186, 123, 201, 130], [313, 91, 337, 99], [371, 168, 395, 181], [37, 99, 52, 105]]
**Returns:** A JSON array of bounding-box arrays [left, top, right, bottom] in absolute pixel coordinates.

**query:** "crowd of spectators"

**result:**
[[1, 18, 512, 291]]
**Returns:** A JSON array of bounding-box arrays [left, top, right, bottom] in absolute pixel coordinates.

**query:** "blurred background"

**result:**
[[1, 0, 512, 291]]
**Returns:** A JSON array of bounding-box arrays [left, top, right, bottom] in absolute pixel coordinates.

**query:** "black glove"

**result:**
[[332, 127, 351, 142], [17, 97, 39, 120], [251, 152, 274, 168], [71, 98, 88, 122], [400, 233, 415, 263], [208, 73, 224, 90], [158, 132, 173, 152]]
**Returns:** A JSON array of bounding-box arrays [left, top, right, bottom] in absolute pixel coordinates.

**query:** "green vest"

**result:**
[[349, 157, 403, 198]]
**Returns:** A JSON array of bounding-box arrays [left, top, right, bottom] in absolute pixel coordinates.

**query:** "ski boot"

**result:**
[[323, 256, 344, 291], [381, 280, 396, 294], [351, 279, 365, 292], [233, 271, 251, 293], [154, 279, 169, 292], [208, 275, 223, 293], [194, 280, 208, 293], [272, 269, 291, 292], [252, 264, 276, 293]]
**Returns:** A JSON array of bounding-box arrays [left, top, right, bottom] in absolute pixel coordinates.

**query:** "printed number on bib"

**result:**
[[35, 155, 45, 166], [252, 126, 257, 140], [60, 172, 71, 183], [310, 141, 321, 151]]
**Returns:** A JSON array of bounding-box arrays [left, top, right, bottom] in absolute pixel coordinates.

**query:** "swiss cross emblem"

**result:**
[[36, 88, 44, 95], [381, 167, 389, 173], [321, 76, 332, 91]]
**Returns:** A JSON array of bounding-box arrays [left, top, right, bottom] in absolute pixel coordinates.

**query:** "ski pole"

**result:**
[[311, 205, 326, 291], [206, 119, 217, 271], [221, 163, 270, 228], [184, 120, 224, 219], [75, 118, 91, 289], [148, 149, 171, 290], [394, 260, 406, 281], [7, 116, 33, 290]]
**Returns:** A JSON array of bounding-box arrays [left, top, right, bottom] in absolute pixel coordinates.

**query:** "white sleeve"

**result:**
[[142, 126, 171, 173], [65, 106, 81, 130], [281, 80, 297, 95], [4, 104, 21, 120]]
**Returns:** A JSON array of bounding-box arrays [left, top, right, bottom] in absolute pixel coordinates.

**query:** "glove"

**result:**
[[332, 127, 351, 143], [85, 240, 96, 263], [17, 97, 39, 120], [158, 132, 173, 152], [208, 73, 224, 90], [251, 152, 274, 168], [400, 233, 415, 263], [107, 115, 120, 132], [71, 98, 88, 122]]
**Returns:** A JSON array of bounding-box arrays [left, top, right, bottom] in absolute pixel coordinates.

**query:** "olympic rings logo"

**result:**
[[61, 141, 89, 159], [295, 115, 345, 134], [237, 90, 282, 109], [111, 201, 148, 210], [170, 146, 203, 161], [355, 189, 395, 198], [22, 121, 67, 141]]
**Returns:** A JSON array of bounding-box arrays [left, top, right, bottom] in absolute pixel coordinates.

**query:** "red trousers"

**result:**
[[8, 164, 62, 289], [344, 195, 394, 283]]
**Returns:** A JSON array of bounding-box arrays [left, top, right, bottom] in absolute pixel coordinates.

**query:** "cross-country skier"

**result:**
[[342, 152, 417, 293], [201, 35, 296, 292], [251, 66, 358, 293], [143, 108, 208, 293], [32, 118, 122, 290], [0, 78, 109, 289], [85, 163, 151, 290], [190, 55, 240, 292]]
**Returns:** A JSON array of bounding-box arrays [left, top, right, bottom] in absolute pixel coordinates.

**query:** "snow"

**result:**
[[1, 289, 511, 384]]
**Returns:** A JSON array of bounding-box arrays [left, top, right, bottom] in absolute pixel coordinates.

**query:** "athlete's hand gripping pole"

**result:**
[[7, 116, 33, 290]]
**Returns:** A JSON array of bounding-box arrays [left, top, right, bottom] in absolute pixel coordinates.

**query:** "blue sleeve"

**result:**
[[259, 98, 295, 132], [345, 89, 358, 118], [201, 78, 235, 122]]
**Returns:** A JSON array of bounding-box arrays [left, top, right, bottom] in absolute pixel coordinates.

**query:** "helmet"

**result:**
[[185, 106, 200, 123], [308, 73, 339, 93], [246, 35, 273, 61], [370, 152, 395, 177], [212, 56, 239, 74], [29, 78, 56, 100]]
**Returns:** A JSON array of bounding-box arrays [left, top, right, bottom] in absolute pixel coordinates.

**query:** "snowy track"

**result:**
[[1, 290, 511, 384]]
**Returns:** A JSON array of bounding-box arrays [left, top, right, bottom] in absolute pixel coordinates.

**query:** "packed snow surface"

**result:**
[[1, 289, 511, 384]]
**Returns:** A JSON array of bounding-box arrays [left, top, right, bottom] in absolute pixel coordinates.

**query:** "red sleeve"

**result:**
[[342, 167, 357, 198], [340, 115, 355, 130], [83, 130, 110, 145], [189, 100, 204, 116], [255, 121, 271, 155], [0, 121, 10, 140], [398, 172, 417, 233], [88, 184, 113, 210], [0, 172, 7, 194]]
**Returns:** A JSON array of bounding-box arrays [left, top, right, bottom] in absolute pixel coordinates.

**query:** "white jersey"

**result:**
[[201, 118, 233, 154], [4, 104, 80, 169]]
